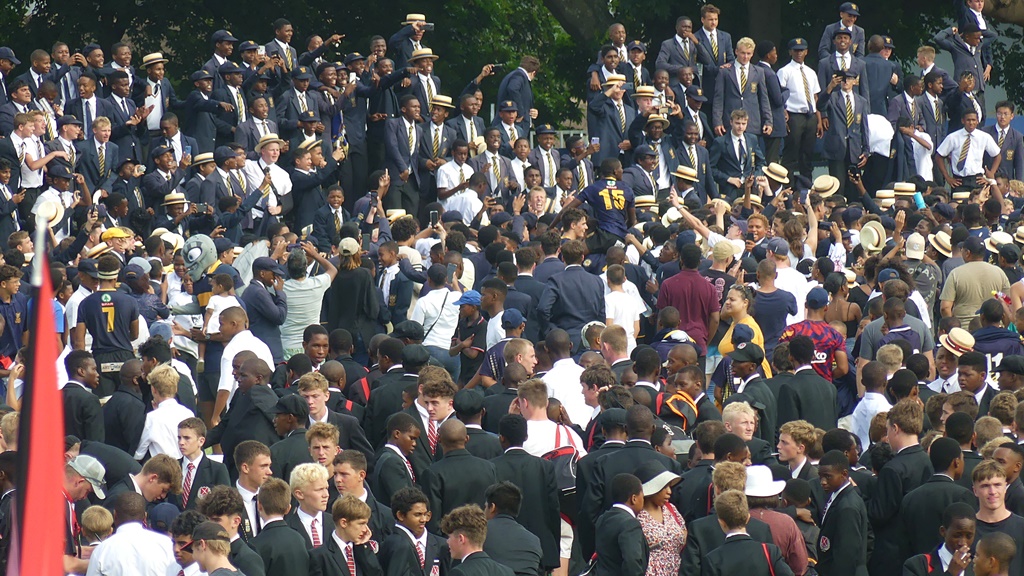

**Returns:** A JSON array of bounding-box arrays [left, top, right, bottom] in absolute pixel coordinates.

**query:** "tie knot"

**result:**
[[188, 463, 195, 471]]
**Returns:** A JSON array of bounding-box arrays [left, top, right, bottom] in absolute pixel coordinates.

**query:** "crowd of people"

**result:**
[[0, 1, 1024, 575]]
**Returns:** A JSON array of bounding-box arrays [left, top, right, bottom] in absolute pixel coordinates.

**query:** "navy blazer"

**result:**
[[418, 122, 457, 168], [527, 146, 562, 187], [385, 117, 424, 189], [291, 160, 340, 230], [537, 266, 606, 350], [933, 28, 987, 92], [147, 133, 199, 168], [622, 166, 656, 198], [560, 153, 595, 192], [945, 91, 984, 133], [862, 53, 902, 116], [693, 28, 734, 94], [130, 76, 180, 112], [0, 101, 37, 137], [381, 268, 414, 324], [311, 204, 351, 252], [387, 25, 424, 70], [75, 138, 119, 193], [51, 64, 83, 105], [494, 68, 534, 131], [587, 93, 636, 164], [235, 117, 279, 157], [917, 94, 947, 151], [468, 151, 515, 201], [655, 37, 701, 76], [140, 168, 186, 210], [708, 132, 763, 190], [0, 139, 20, 191], [886, 93, 924, 127], [494, 122, 527, 159], [403, 73, 442, 119], [181, 90, 228, 153], [821, 90, 870, 163], [757, 62, 789, 137], [676, 141, 718, 200], [198, 169, 232, 207], [817, 22, 867, 61], [445, 114, 487, 144], [982, 125, 1024, 180], [712, 63, 772, 133], [817, 54, 871, 102], [104, 95, 144, 162]]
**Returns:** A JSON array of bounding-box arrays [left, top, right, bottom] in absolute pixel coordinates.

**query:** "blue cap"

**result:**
[[47, 164, 73, 180], [788, 38, 809, 51], [501, 308, 526, 329], [291, 66, 314, 80], [839, 2, 860, 16], [150, 145, 173, 160], [877, 268, 900, 283], [675, 230, 697, 252], [454, 290, 481, 306], [218, 61, 242, 75], [806, 287, 830, 309], [627, 40, 647, 53], [123, 264, 146, 281], [491, 212, 513, 226], [214, 237, 236, 254], [298, 109, 318, 122], [190, 69, 214, 82], [441, 211, 463, 223], [344, 52, 366, 65], [0, 47, 20, 65], [58, 115, 83, 128], [252, 256, 286, 277], [765, 237, 789, 255], [78, 258, 100, 279], [634, 144, 656, 157], [731, 323, 755, 345], [882, 36, 895, 49], [684, 84, 707, 102], [213, 146, 235, 164], [499, 100, 518, 112], [832, 27, 853, 39], [82, 44, 102, 56], [238, 41, 259, 52], [535, 124, 556, 135], [212, 29, 238, 43]]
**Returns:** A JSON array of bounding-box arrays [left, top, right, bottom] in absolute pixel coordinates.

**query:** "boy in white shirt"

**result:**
[[134, 364, 195, 459]]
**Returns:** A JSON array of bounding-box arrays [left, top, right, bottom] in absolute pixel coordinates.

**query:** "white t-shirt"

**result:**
[[605, 290, 645, 353], [523, 419, 587, 458], [206, 293, 241, 334], [281, 274, 332, 351], [486, 312, 505, 350], [774, 267, 809, 325]]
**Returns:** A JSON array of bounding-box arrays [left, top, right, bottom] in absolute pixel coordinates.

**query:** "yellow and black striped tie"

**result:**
[[840, 56, 848, 71], [740, 65, 747, 93], [634, 67, 642, 88], [800, 67, 812, 111], [408, 124, 415, 154], [618, 103, 626, 132], [577, 166, 585, 191], [688, 145, 697, 169], [547, 152, 555, 186], [934, 99, 941, 123], [999, 129, 1006, 149], [958, 135, 971, 167], [652, 142, 660, 170], [432, 127, 440, 158], [492, 155, 500, 184], [459, 166, 466, 184], [845, 95, 854, 127], [711, 34, 719, 62], [98, 144, 105, 174]]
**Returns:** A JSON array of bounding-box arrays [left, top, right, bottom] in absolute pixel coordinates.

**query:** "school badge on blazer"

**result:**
[[820, 535, 831, 551], [750, 82, 757, 93], [1008, 150, 1015, 161], [198, 486, 211, 499]]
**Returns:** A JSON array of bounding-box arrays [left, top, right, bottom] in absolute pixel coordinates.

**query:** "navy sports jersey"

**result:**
[[0, 293, 28, 358], [77, 290, 139, 355], [577, 178, 634, 238]]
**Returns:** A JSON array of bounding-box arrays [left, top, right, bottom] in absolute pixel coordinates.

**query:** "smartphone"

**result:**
[[361, 234, 372, 251], [658, 105, 671, 116], [491, 63, 504, 72], [913, 192, 926, 210], [183, 145, 192, 158], [349, 72, 357, 84], [369, 191, 378, 205], [256, 45, 266, 57], [745, 232, 754, 242], [429, 210, 439, 227], [423, 22, 436, 31], [743, 272, 757, 283], [590, 137, 600, 146], [446, 263, 457, 284], [196, 202, 209, 213], [848, 166, 861, 178]]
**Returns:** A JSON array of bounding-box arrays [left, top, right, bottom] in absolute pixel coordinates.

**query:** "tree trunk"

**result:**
[[540, 0, 614, 46], [987, 0, 1024, 26]]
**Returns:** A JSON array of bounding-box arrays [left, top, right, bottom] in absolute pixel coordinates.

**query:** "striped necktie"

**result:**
[[740, 65, 748, 93], [652, 142, 660, 170], [934, 98, 941, 122], [688, 145, 697, 169], [711, 33, 719, 61], [617, 103, 626, 132], [235, 90, 245, 123], [98, 144, 106, 175], [546, 151, 555, 186], [839, 55, 848, 71], [298, 93, 308, 113], [432, 125, 440, 158], [492, 155, 500, 184], [800, 67, 812, 111], [845, 94, 854, 127], [633, 66, 642, 88], [999, 129, 1007, 148], [408, 124, 415, 154], [957, 135, 971, 172], [577, 165, 585, 191]]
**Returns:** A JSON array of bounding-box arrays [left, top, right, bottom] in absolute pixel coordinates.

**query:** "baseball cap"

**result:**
[[453, 389, 485, 415], [454, 290, 481, 306], [185, 521, 231, 551], [994, 356, 1024, 376], [731, 323, 755, 346], [905, 233, 925, 259], [123, 264, 146, 282], [273, 394, 310, 419], [963, 236, 986, 255], [339, 237, 360, 257], [68, 455, 107, 499], [213, 238, 235, 254], [252, 256, 286, 277], [501, 308, 526, 329], [600, 407, 627, 429], [148, 502, 181, 533], [77, 258, 100, 279], [100, 227, 132, 241], [490, 212, 513, 226], [728, 341, 765, 364], [765, 237, 789, 255], [390, 320, 425, 341], [805, 287, 829, 309], [877, 268, 900, 283], [712, 241, 737, 261], [401, 344, 431, 366], [211, 30, 238, 43]]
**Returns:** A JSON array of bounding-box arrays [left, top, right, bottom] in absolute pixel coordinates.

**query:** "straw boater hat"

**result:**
[[602, 73, 627, 86], [35, 199, 64, 229], [634, 86, 657, 98], [408, 48, 439, 62], [859, 221, 886, 253], [671, 166, 699, 182], [402, 13, 427, 24], [732, 195, 763, 209], [645, 114, 670, 129], [191, 152, 215, 166], [255, 133, 285, 152], [939, 327, 975, 357], [141, 53, 169, 68], [893, 182, 916, 196], [812, 175, 841, 198], [875, 189, 895, 200], [843, 268, 857, 289], [1015, 226, 1024, 246], [986, 231, 1014, 254], [85, 242, 113, 259], [430, 95, 456, 109], [661, 207, 684, 227], [161, 192, 187, 206], [928, 231, 953, 258], [761, 162, 789, 184], [877, 198, 895, 209], [160, 232, 185, 253], [634, 195, 657, 209], [386, 209, 409, 223], [952, 191, 970, 202]]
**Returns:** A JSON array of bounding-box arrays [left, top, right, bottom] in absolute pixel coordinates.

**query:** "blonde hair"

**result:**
[[305, 422, 340, 446], [204, 539, 231, 556], [780, 420, 817, 449], [917, 46, 936, 60], [148, 364, 180, 398], [876, 344, 903, 374], [712, 461, 747, 492], [81, 505, 114, 542], [736, 37, 756, 51], [297, 372, 330, 393], [0, 412, 18, 447], [722, 401, 756, 424], [517, 378, 549, 409], [92, 116, 111, 130], [290, 462, 330, 492], [601, 325, 627, 354]]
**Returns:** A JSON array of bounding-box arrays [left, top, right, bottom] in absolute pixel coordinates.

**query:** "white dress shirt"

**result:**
[[543, 358, 588, 424], [936, 128, 1000, 176], [218, 330, 275, 404], [236, 481, 261, 536], [145, 79, 164, 130], [523, 419, 587, 458], [851, 392, 892, 451], [134, 398, 195, 460], [85, 522, 175, 576], [835, 51, 851, 71], [296, 507, 324, 545], [403, 118, 419, 154], [410, 287, 460, 348], [928, 371, 960, 393], [778, 60, 819, 113]]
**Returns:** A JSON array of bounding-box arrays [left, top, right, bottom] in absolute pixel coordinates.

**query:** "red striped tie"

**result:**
[[404, 456, 416, 482], [416, 541, 425, 569], [346, 543, 357, 575], [427, 419, 438, 455], [182, 463, 194, 507], [311, 518, 321, 547]]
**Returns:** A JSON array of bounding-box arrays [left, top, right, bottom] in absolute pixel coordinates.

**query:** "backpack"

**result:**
[[542, 425, 582, 524], [878, 324, 922, 354]]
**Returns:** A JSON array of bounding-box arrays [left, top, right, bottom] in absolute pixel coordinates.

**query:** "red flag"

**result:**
[[11, 233, 64, 575]]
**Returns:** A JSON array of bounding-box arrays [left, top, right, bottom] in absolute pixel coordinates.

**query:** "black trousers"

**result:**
[[762, 135, 784, 165], [783, 112, 817, 178]]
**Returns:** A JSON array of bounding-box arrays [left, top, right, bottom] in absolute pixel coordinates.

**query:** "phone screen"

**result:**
[[446, 263, 457, 284], [429, 210, 439, 227], [361, 234, 372, 251]]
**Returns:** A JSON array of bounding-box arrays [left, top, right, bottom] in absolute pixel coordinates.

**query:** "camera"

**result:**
[[196, 202, 209, 213], [847, 166, 861, 178], [422, 23, 435, 31], [491, 63, 504, 72], [658, 105, 672, 116]]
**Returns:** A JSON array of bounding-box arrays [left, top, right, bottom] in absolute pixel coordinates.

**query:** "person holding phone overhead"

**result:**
[[410, 263, 463, 381]]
